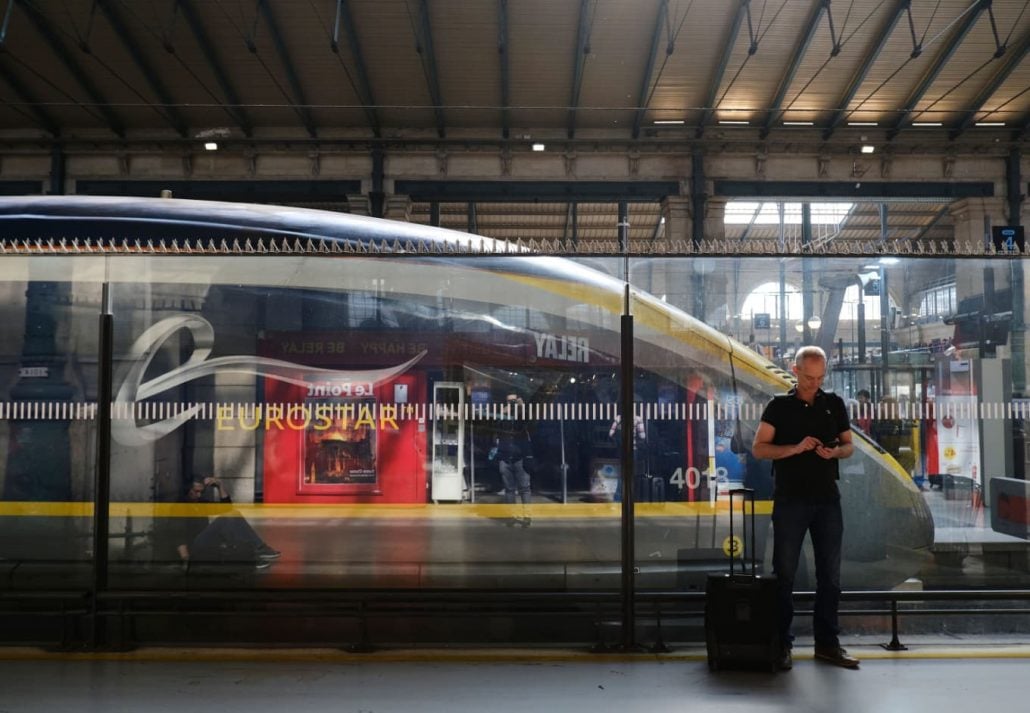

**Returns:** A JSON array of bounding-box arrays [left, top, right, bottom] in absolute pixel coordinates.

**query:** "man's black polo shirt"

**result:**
[[759, 387, 850, 499]]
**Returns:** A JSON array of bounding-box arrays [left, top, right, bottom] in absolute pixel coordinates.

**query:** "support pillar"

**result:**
[[384, 194, 412, 222], [347, 194, 371, 216], [703, 197, 728, 242], [949, 197, 1008, 359], [660, 195, 691, 244], [948, 197, 1005, 246]]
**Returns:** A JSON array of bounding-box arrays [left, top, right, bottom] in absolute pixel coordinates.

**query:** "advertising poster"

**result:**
[[935, 360, 981, 486]]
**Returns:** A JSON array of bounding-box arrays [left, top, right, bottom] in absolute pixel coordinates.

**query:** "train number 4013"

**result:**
[[667, 466, 728, 491]]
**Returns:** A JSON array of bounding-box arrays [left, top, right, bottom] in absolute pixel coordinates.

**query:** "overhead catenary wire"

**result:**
[[212, 0, 309, 127]]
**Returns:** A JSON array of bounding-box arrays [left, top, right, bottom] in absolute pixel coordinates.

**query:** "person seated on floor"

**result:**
[[174, 475, 280, 571]]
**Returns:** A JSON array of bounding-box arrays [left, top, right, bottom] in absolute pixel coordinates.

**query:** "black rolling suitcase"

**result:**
[[704, 487, 780, 672]]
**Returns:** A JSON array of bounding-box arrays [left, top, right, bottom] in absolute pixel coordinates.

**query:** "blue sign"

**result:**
[[991, 225, 1025, 252]]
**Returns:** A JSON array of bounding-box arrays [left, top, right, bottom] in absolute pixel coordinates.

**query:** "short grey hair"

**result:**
[[794, 345, 827, 367]]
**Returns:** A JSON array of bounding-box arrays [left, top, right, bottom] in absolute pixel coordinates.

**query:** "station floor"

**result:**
[[2, 637, 1029, 713]]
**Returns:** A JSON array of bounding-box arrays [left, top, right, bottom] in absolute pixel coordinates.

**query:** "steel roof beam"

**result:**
[[887, 0, 988, 140], [256, 0, 317, 138], [632, 0, 670, 139], [415, 0, 446, 138], [15, 0, 125, 137], [949, 27, 1030, 138], [913, 204, 949, 241], [760, 0, 827, 140], [0, 56, 60, 135], [177, 0, 253, 137], [96, 0, 188, 137], [567, 0, 591, 139], [499, 0, 510, 139], [1017, 111, 1030, 139], [332, 0, 380, 137], [395, 180, 679, 203], [823, 0, 908, 140], [696, 0, 746, 138], [738, 201, 764, 242]]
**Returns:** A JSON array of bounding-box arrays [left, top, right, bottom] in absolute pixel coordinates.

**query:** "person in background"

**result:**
[[608, 411, 648, 502], [854, 389, 873, 433], [174, 475, 281, 571], [489, 393, 533, 527], [752, 345, 859, 671]]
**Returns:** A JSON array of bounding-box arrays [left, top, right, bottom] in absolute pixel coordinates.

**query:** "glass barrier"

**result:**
[[629, 255, 1029, 602], [103, 254, 626, 589], [0, 256, 102, 588], [0, 246, 1027, 617]]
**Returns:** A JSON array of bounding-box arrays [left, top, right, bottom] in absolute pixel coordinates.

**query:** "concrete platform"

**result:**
[[1, 637, 1029, 713]]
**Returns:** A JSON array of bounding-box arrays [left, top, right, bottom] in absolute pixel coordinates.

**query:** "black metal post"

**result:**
[[370, 146, 385, 218], [50, 145, 65, 195], [880, 266, 891, 390], [880, 599, 908, 651], [1007, 148, 1025, 393], [90, 285, 114, 649], [802, 203, 813, 345], [618, 200, 629, 254], [691, 149, 704, 246], [620, 285, 636, 651]]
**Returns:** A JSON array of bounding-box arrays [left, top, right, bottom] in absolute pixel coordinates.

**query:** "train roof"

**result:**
[[0, 195, 493, 248], [0, 194, 794, 387]]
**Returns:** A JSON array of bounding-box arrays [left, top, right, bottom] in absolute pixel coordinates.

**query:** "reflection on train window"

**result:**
[[300, 399, 377, 493]]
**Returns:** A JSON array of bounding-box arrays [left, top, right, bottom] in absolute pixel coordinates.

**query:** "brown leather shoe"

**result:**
[[814, 646, 860, 668]]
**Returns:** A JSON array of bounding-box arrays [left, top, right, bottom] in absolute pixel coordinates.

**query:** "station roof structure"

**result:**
[[0, 0, 1028, 246]]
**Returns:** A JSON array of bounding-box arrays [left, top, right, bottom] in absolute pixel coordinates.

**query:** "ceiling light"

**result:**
[[848, 122, 878, 126], [912, 122, 942, 127], [531, 143, 545, 151], [204, 142, 218, 151], [860, 145, 875, 154], [975, 122, 1005, 127], [653, 120, 685, 125], [783, 121, 814, 126], [719, 120, 749, 125], [195, 127, 230, 139]]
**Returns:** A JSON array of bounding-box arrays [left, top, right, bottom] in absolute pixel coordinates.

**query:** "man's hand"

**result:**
[[793, 436, 822, 456], [815, 443, 840, 459]]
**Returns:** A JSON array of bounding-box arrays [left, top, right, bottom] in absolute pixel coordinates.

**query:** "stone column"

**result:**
[[703, 196, 729, 242], [948, 197, 1006, 246], [660, 195, 691, 245], [383, 194, 412, 222], [347, 194, 371, 216]]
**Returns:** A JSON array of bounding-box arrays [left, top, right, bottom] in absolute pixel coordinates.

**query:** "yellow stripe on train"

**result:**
[[0, 500, 775, 518]]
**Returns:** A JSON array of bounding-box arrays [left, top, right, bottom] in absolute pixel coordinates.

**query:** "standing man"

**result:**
[[490, 392, 533, 526], [752, 346, 859, 670]]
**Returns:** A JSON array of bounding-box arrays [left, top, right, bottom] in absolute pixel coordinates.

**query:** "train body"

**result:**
[[0, 196, 933, 591]]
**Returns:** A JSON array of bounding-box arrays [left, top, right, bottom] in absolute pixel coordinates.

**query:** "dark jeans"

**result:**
[[191, 514, 265, 562], [772, 495, 843, 651], [499, 459, 532, 505]]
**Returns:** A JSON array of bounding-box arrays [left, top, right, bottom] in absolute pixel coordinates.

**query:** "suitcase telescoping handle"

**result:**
[[728, 487, 757, 577]]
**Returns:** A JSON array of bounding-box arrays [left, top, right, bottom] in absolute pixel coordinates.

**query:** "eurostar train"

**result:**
[[0, 195, 933, 591]]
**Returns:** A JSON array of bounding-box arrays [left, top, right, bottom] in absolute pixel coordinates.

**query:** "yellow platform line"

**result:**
[[0, 500, 774, 519], [1, 644, 1030, 664]]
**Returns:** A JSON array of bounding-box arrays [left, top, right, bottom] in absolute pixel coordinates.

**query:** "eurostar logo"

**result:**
[[113, 314, 424, 446]]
